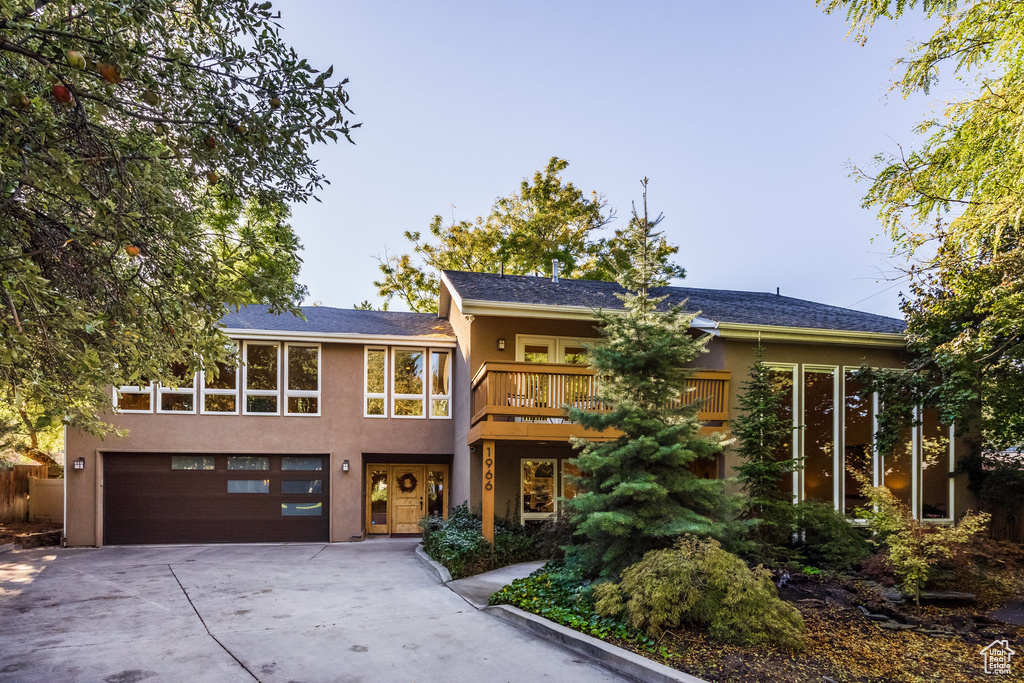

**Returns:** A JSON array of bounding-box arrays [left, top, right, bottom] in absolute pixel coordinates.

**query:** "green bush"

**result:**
[[419, 504, 541, 579], [489, 565, 660, 648], [794, 500, 871, 572], [593, 536, 806, 650]]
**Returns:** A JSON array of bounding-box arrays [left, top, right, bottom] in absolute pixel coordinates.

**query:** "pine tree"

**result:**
[[732, 347, 800, 562], [564, 180, 736, 579]]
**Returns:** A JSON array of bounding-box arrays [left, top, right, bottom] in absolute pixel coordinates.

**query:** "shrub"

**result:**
[[850, 468, 991, 604], [794, 500, 871, 572], [593, 536, 806, 650], [419, 503, 542, 579]]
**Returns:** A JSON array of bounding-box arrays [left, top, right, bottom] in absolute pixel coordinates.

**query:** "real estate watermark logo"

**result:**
[[981, 639, 1015, 675]]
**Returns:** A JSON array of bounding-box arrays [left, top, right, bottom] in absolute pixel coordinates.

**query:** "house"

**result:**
[[63, 270, 973, 546]]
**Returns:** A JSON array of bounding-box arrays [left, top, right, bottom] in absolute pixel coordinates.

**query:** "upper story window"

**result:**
[[243, 342, 280, 415], [365, 347, 387, 417], [430, 350, 452, 418], [158, 362, 197, 413], [516, 335, 600, 364], [201, 346, 240, 415], [364, 346, 452, 419], [285, 344, 320, 416], [393, 348, 425, 418], [114, 380, 154, 413]]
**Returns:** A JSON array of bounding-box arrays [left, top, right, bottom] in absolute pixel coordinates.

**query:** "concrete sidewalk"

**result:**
[[447, 559, 547, 608], [0, 539, 631, 682]]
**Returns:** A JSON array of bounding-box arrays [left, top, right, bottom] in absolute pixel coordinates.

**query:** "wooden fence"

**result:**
[[0, 464, 50, 523]]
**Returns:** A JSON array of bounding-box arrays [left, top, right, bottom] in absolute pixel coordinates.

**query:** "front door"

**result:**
[[391, 465, 426, 534]]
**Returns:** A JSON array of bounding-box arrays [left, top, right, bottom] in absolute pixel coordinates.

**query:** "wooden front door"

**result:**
[[391, 465, 426, 534]]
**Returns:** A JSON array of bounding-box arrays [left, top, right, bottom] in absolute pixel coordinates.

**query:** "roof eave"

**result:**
[[715, 322, 907, 348], [220, 327, 457, 347]]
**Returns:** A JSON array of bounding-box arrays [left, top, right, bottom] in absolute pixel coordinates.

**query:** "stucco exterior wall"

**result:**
[[65, 341, 455, 546]]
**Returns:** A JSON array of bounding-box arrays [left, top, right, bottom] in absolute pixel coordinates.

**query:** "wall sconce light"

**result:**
[[497, 338, 506, 351], [342, 459, 350, 473], [73, 457, 85, 471]]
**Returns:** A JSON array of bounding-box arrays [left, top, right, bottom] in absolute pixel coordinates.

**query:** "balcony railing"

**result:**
[[470, 362, 729, 427]]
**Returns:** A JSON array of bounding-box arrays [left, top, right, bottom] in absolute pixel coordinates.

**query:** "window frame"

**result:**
[[765, 362, 799, 505], [364, 345, 388, 418], [156, 366, 198, 415], [429, 348, 452, 420], [521, 458, 558, 522], [391, 346, 427, 419], [200, 348, 240, 416], [113, 382, 155, 414], [284, 343, 321, 417], [242, 341, 281, 416]]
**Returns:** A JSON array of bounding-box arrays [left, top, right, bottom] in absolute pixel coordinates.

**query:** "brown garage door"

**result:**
[[103, 453, 329, 545]]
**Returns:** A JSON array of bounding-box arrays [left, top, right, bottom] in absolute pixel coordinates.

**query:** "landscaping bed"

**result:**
[[420, 504, 546, 579], [492, 560, 1024, 682], [0, 521, 62, 547]]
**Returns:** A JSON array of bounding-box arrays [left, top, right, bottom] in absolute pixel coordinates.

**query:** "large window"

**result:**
[[803, 367, 838, 505], [157, 362, 197, 414], [920, 407, 952, 520], [767, 364, 798, 503], [243, 342, 280, 415], [201, 347, 239, 415], [392, 348, 426, 417], [842, 369, 874, 515], [365, 347, 387, 417], [285, 344, 320, 416], [430, 349, 451, 418]]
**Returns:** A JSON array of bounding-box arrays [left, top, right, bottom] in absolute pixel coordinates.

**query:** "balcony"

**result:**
[[467, 361, 730, 443]]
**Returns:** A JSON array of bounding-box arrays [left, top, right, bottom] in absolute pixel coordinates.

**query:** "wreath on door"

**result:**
[[397, 473, 418, 493]]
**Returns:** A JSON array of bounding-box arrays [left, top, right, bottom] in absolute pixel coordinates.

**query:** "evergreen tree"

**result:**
[[564, 180, 735, 580], [732, 347, 800, 562]]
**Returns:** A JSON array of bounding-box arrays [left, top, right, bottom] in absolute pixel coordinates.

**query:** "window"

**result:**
[[243, 342, 280, 415], [392, 347, 426, 418], [114, 381, 154, 413], [227, 479, 270, 493], [561, 461, 581, 501], [920, 407, 952, 520], [767, 364, 798, 503], [282, 502, 322, 516], [227, 456, 269, 470], [365, 347, 387, 417], [201, 347, 239, 415], [281, 480, 323, 494], [285, 344, 320, 416], [842, 369, 874, 515], [522, 459, 556, 521], [281, 456, 322, 471], [803, 367, 838, 505], [430, 349, 451, 418], [157, 362, 197, 413], [171, 455, 215, 470]]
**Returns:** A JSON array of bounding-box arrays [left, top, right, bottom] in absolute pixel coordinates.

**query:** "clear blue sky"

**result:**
[[272, 1, 950, 319]]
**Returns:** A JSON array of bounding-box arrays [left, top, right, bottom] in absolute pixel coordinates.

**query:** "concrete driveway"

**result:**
[[0, 539, 630, 683]]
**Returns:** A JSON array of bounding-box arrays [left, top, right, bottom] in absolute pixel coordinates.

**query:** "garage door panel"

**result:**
[[103, 453, 329, 545]]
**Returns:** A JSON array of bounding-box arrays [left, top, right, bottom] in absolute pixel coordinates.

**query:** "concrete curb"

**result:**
[[0, 543, 17, 554], [484, 604, 708, 683], [414, 544, 452, 584]]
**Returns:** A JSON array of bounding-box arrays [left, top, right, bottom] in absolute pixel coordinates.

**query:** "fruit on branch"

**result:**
[[66, 51, 86, 70], [205, 135, 217, 149], [98, 63, 122, 84], [234, 123, 247, 134], [206, 171, 219, 184], [52, 85, 74, 105], [269, 97, 281, 109], [141, 90, 160, 106], [125, 245, 141, 258]]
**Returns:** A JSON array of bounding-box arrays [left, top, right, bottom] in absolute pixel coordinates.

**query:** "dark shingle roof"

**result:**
[[442, 270, 905, 335], [220, 305, 454, 338]]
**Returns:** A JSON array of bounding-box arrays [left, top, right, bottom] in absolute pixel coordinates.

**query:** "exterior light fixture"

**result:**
[[497, 339, 506, 351], [73, 457, 85, 471], [342, 459, 350, 473]]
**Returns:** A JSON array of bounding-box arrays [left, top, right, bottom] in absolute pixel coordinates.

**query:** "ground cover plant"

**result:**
[[420, 504, 540, 579]]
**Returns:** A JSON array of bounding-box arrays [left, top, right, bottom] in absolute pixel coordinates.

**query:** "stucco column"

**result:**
[[482, 439, 495, 542]]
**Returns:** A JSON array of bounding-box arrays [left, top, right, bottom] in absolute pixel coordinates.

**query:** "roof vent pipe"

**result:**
[[552, 259, 560, 283]]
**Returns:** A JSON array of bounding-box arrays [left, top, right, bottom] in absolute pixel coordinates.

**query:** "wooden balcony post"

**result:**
[[482, 439, 495, 543]]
